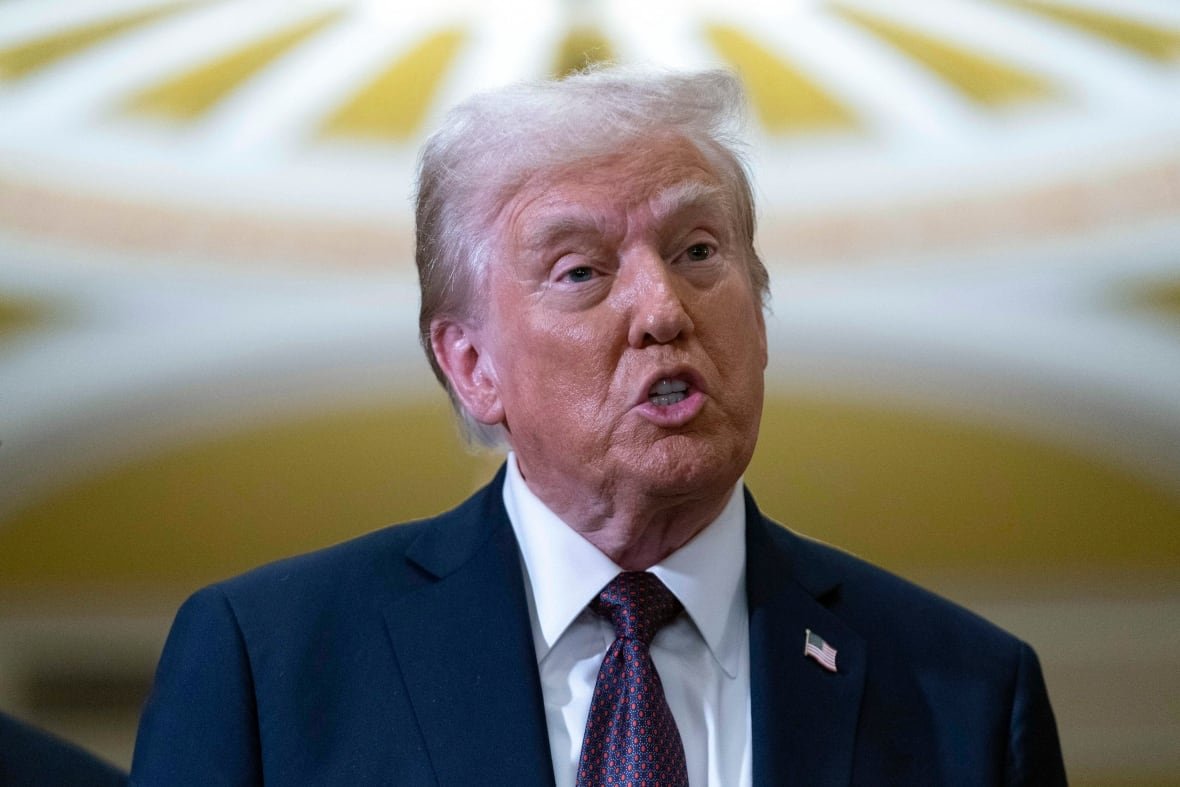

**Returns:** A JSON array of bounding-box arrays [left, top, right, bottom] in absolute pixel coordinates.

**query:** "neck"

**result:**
[[577, 501, 729, 570]]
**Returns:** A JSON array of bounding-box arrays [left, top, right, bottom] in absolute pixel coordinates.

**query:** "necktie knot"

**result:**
[[591, 571, 682, 646]]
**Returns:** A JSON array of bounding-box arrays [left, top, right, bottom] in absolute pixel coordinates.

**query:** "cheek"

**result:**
[[705, 303, 767, 417], [519, 306, 620, 371], [501, 322, 612, 406], [701, 287, 763, 352]]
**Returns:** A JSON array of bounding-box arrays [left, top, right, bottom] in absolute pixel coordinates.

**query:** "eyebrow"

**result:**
[[517, 179, 731, 252], [519, 213, 604, 252], [649, 180, 729, 224]]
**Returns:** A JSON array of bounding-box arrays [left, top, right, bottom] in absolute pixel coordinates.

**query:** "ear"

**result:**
[[430, 318, 505, 426]]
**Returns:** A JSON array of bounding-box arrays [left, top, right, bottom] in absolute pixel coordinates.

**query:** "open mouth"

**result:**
[[648, 378, 689, 406]]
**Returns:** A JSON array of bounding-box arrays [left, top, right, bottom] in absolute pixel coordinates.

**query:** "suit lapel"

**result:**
[[746, 491, 866, 786], [382, 471, 555, 787], [379, 477, 868, 785]]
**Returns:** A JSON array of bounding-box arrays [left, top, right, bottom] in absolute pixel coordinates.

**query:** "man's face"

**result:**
[[472, 135, 767, 505]]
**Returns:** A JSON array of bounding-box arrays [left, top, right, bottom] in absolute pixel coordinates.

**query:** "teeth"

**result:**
[[650, 392, 687, 406], [650, 378, 688, 396], [649, 378, 689, 406]]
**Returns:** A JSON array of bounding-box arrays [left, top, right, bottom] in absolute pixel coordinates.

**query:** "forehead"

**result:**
[[543, 134, 719, 191], [497, 135, 733, 246]]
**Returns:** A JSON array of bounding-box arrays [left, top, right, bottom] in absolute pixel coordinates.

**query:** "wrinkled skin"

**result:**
[[432, 135, 767, 568]]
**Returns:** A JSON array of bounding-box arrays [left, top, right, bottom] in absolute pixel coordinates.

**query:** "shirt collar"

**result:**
[[503, 452, 747, 678]]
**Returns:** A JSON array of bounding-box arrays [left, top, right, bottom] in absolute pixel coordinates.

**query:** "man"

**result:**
[[131, 67, 1067, 785]]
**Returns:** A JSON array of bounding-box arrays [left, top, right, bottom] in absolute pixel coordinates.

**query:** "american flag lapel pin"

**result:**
[[804, 628, 838, 673]]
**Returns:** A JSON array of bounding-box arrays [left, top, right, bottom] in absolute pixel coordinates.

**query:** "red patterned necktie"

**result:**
[[576, 571, 689, 787]]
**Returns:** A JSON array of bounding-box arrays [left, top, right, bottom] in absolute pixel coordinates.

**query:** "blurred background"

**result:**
[[0, 0, 1177, 782]]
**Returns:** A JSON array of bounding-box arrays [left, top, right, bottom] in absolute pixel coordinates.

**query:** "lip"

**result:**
[[633, 367, 708, 427]]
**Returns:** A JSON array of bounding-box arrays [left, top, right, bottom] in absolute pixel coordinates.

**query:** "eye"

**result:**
[[685, 243, 713, 262], [564, 265, 595, 283]]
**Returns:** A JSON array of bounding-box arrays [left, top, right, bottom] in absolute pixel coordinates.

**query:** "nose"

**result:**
[[624, 251, 695, 348]]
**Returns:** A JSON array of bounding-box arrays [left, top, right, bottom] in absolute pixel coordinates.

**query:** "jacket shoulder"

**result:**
[[207, 473, 507, 629], [762, 519, 1027, 669], [755, 519, 1068, 784]]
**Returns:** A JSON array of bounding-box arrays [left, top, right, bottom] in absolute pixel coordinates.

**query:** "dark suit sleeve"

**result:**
[[1005, 643, 1067, 786], [131, 586, 263, 787], [0, 711, 127, 787]]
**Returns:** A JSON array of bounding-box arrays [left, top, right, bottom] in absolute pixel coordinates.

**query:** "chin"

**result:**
[[628, 435, 752, 500]]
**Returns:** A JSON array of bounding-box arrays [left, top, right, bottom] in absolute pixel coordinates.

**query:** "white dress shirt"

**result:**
[[503, 453, 752, 787]]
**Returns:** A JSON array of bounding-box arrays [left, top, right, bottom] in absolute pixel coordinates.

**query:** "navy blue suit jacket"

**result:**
[[132, 468, 1066, 785]]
